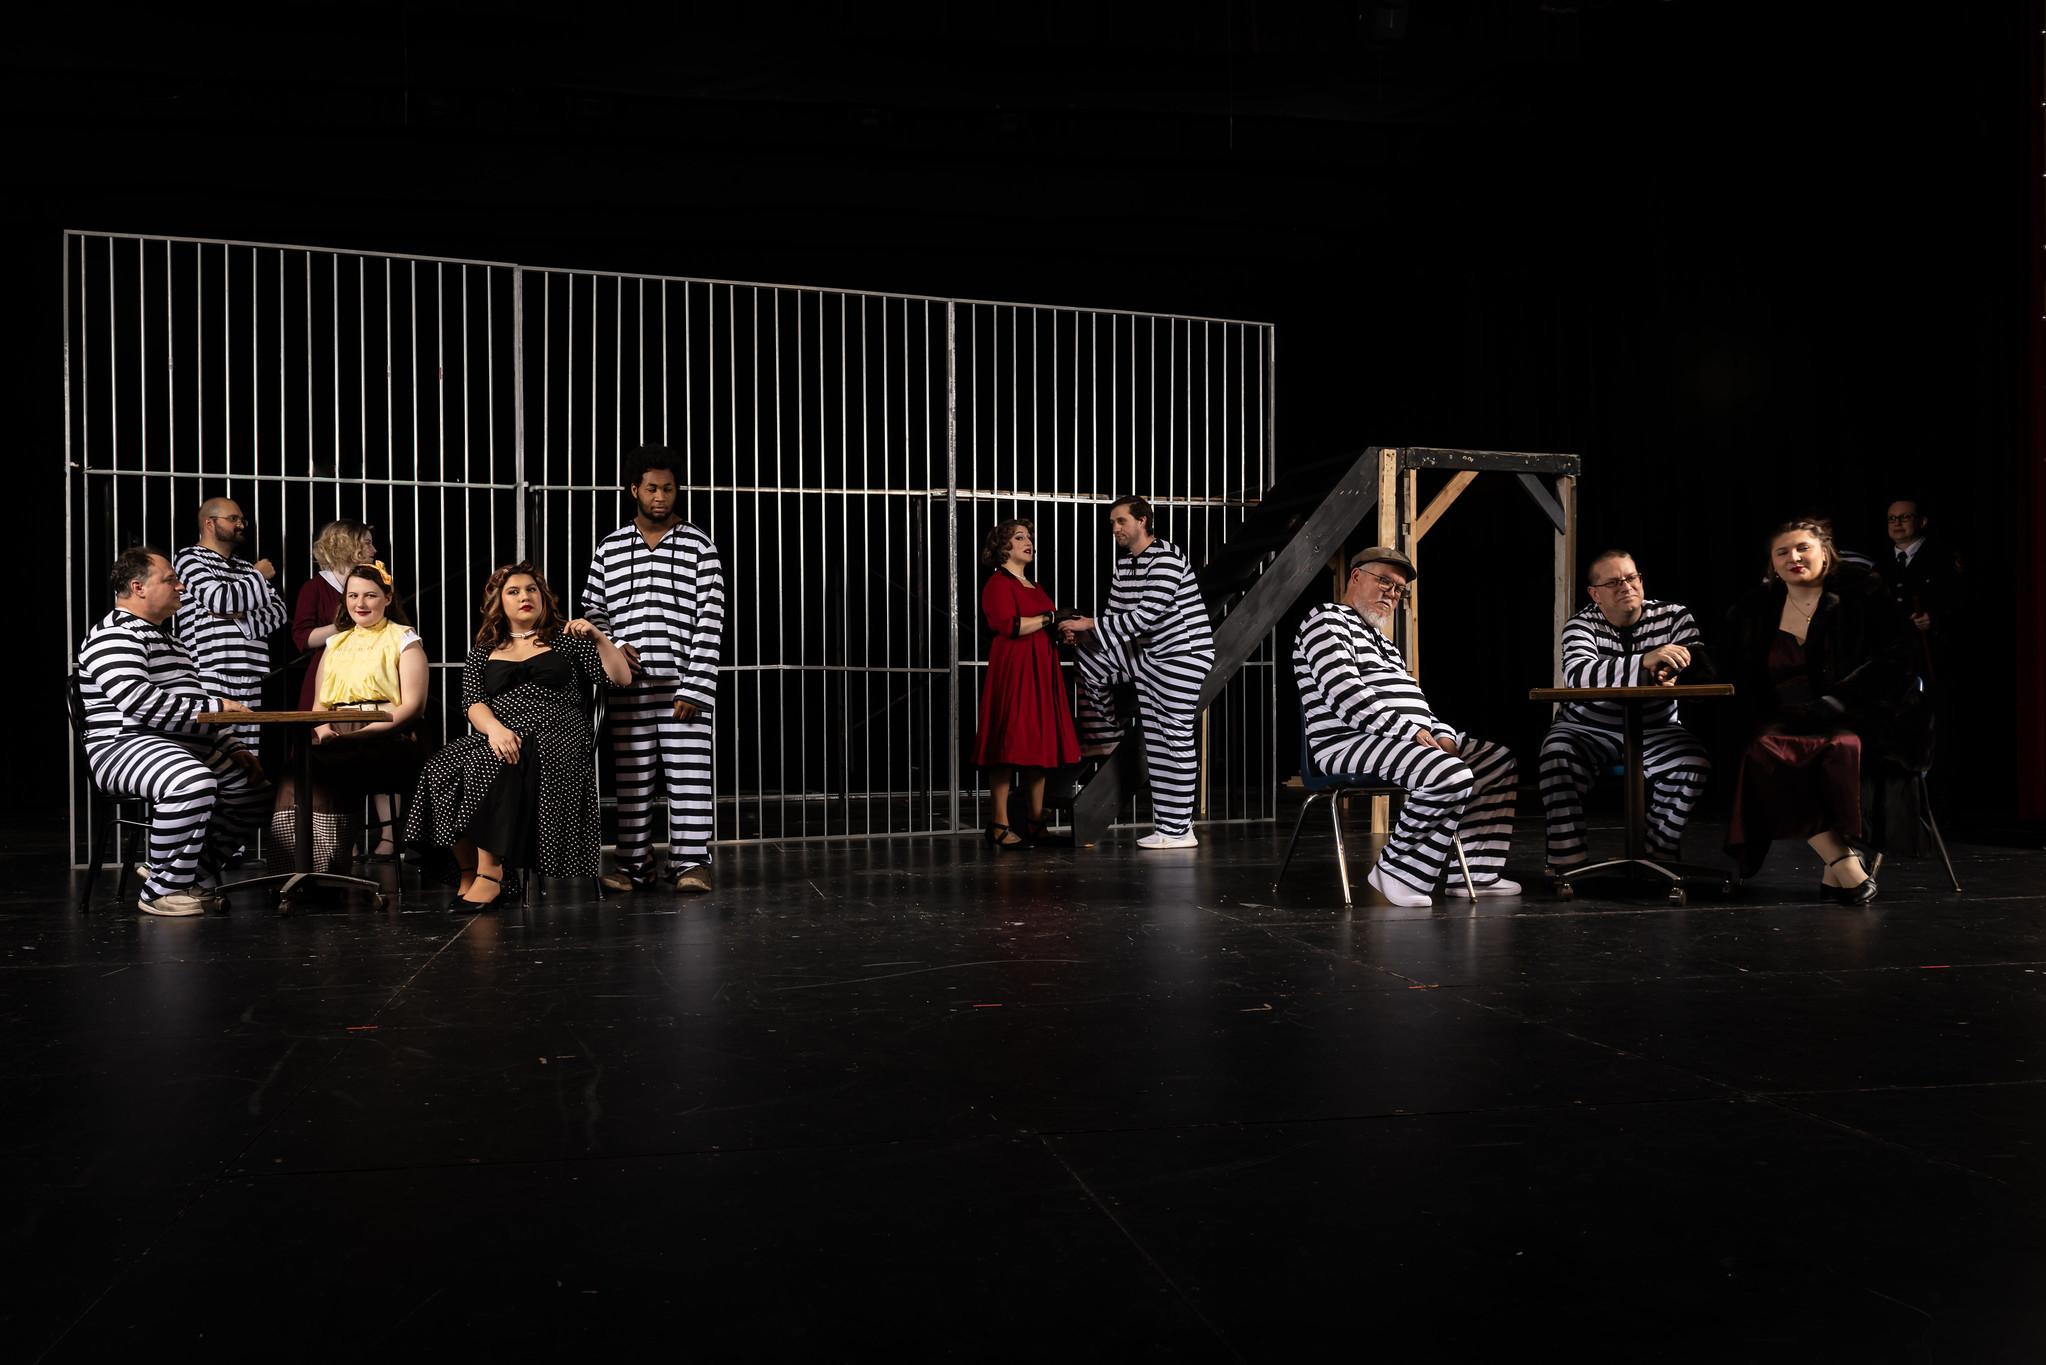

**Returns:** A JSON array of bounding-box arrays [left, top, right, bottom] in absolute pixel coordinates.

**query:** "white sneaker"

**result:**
[[1137, 830, 1199, 849], [1366, 864, 1434, 908], [1469, 877, 1524, 898], [138, 889, 210, 917]]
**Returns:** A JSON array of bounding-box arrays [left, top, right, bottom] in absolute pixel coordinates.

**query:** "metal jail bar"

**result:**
[[64, 233, 520, 868], [64, 230, 1278, 866]]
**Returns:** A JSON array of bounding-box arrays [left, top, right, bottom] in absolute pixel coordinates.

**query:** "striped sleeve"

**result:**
[[1296, 608, 1401, 737], [176, 547, 284, 624], [1096, 541, 1209, 656], [678, 532, 725, 714], [77, 619, 215, 738], [580, 546, 613, 635], [1561, 615, 1642, 688]]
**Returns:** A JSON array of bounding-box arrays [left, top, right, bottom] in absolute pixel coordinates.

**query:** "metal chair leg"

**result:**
[[1915, 775, 1962, 893], [113, 804, 138, 906], [1330, 792, 1354, 906], [1273, 793, 1322, 896], [1451, 834, 1478, 901], [82, 799, 113, 912]]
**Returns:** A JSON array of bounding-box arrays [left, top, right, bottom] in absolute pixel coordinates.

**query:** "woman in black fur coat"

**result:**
[[1721, 517, 1919, 903]]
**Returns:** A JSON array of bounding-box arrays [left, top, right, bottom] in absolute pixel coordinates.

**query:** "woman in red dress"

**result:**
[[974, 519, 1081, 847]]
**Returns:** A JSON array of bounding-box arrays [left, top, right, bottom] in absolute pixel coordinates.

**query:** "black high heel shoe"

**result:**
[[456, 870, 504, 910], [986, 823, 1025, 850], [1818, 852, 1878, 905]]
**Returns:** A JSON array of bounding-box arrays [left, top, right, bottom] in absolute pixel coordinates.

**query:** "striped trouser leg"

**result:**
[[1317, 732, 1471, 894], [1133, 652, 1210, 837], [1641, 725, 1710, 860], [665, 711, 716, 866], [608, 684, 670, 875], [1073, 642, 1133, 748], [208, 675, 266, 755], [1452, 737, 1518, 879], [90, 737, 269, 898], [1540, 722, 1620, 869]]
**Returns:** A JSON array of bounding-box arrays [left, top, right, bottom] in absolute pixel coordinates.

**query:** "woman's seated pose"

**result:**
[[269, 562, 428, 871], [1722, 517, 1917, 904], [405, 562, 633, 908]]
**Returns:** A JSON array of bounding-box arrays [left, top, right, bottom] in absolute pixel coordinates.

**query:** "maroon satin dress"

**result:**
[[1726, 631, 1863, 873]]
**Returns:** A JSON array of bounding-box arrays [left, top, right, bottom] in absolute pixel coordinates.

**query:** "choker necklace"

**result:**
[[509, 628, 538, 639]]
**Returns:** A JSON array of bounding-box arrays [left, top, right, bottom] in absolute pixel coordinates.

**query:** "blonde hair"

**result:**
[[312, 519, 375, 572], [1768, 517, 1836, 582]]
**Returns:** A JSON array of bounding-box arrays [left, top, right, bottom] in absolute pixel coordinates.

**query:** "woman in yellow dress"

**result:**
[[270, 563, 431, 870]]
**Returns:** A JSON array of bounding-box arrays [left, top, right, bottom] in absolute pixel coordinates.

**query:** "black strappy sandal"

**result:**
[[456, 870, 504, 910], [1818, 852, 1878, 906], [986, 823, 1025, 850]]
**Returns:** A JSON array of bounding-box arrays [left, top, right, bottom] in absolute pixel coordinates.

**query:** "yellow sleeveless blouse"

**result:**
[[317, 620, 421, 707]]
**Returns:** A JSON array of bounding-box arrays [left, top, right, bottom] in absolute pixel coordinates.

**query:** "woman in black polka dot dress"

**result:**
[[406, 562, 634, 906]]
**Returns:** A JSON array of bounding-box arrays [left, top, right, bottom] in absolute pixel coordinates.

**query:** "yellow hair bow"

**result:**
[[367, 559, 393, 588]]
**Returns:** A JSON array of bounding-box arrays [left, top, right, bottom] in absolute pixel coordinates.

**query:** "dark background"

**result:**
[[15, 2, 2041, 827]]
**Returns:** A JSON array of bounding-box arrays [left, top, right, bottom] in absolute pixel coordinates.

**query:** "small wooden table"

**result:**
[[197, 709, 395, 910], [1528, 684, 1735, 904]]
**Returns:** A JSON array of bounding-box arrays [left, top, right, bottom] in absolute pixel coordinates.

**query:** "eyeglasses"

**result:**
[[1590, 572, 1642, 591], [1354, 568, 1410, 601], [208, 515, 248, 526], [1885, 513, 1920, 523]]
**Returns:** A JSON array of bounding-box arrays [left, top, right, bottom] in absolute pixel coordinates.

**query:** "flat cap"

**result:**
[[1347, 545, 1417, 581]]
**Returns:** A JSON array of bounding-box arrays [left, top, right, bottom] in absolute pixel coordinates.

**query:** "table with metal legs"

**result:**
[[1528, 684, 1735, 905], [198, 709, 395, 911]]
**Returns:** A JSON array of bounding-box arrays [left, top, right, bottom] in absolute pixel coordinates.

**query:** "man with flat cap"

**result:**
[[1291, 546, 1521, 906]]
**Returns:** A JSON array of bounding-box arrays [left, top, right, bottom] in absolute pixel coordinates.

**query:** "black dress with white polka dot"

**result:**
[[405, 632, 607, 877]]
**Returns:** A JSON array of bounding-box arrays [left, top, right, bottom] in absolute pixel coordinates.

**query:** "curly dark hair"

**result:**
[[109, 544, 167, 602], [624, 444, 682, 491], [330, 564, 414, 632], [981, 518, 1034, 569], [474, 561, 564, 650], [1767, 517, 1839, 583]]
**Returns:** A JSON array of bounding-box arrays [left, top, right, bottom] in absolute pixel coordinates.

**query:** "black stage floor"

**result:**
[[10, 812, 2046, 1362]]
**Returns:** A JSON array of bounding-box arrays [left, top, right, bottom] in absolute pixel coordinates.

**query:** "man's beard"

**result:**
[[1361, 604, 1394, 632]]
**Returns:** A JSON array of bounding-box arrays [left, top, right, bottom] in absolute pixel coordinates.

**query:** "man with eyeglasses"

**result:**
[[1292, 546, 1520, 906], [173, 497, 287, 759], [1877, 498, 1962, 660], [1539, 549, 1712, 874]]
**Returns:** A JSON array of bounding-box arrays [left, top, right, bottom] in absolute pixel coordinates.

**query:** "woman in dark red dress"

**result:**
[[974, 519, 1081, 847], [1723, 517, 1917, 903]]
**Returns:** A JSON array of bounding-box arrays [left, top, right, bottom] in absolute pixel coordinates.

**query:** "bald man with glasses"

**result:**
[[1539, 549, 1712, 873], [173, 498, 288, 758], [1292, 547, 1521, 906]]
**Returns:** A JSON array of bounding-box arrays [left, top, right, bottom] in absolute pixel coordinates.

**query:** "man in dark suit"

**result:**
[[1878, 498, 1963, 679]]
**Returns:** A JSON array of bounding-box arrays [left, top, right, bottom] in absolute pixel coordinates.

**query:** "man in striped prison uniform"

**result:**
[[1062, 495, 1217, 849], [1540, 549, 1712, 871], [78, 547, 270, 916], [172, 497, 287, 759], [1292, 547, 1521, 906], [582, 447, 727, 894]]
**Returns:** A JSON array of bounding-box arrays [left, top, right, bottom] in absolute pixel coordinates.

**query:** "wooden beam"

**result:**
[[1516, 473, 1568, 533], [1553, 473, 1578, 687], [1372, 448, 1400, 836], [1403, 447, 1583, 475], [1411, 469, 1478, 545]]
